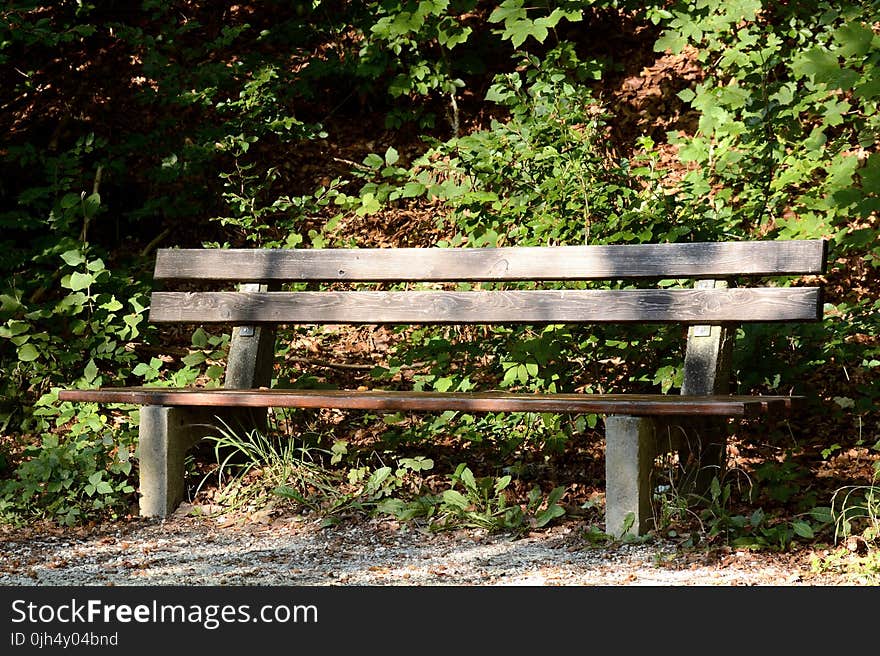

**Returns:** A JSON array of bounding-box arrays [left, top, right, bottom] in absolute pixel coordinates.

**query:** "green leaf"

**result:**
[[83, 358, 98, 383], [96, 481, 114, 495], [459, 466, 477, 492], [60, 249, 85, 266], [621, 512, 635, 534], [488, 0, 526, 24], [0, 294, 22, 313], [494, 474, 512, 493], [485, 82, 512, 104], [68, 271, 94, 291], [438, 25, 471, 49], [363, 153, 384, 169], [809, 506, 833, 523], [382, 412, 406, 425], [401, 182, 425, 198], [1, 320, 30, 337], [506, 21, 547, 48], [546, 486, 566, 508], [750, 508, 765, 528], [710, 476, 722, 501], [791, 47, 840, 84], [86, 258, 105, 272], [535, 503, 565, 527], [434, 376, 454, 392], [654, 31, 688, 54], [366, 466, 392, 493], [191, 327, 208, 348], [272, 485, 308, 503], [83, 192, 101, 217], [358, 192, 382, 216], [792, 521, 814, 539], [833, 23, 875, 58], [441, 489, 470, 510], [859, 153, 880, 189], [131, 362, 153, 376], [535, 8, 580, 31], [205, 365, 225, 380], [18, 343, 39, 362], [384, 147, 399, 166], [181, 352, 207, 367], [855, 71, 880, 100], [99, 297, 123, 311], [60, 193, 80, 210]]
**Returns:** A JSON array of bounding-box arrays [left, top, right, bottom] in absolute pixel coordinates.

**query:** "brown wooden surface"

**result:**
[[148, 287, 823, 324], [153, 240, 827, 282], [58, 388, 801, 417]]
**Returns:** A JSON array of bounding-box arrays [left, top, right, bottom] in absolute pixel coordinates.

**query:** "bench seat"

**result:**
[[60, 388, 800, 417]]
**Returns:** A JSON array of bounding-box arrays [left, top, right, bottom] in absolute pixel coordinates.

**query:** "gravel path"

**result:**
[[0, 509, 856, 586]]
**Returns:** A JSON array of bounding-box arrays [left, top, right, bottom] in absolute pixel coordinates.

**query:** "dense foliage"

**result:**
[[1, 1, 877, 550]]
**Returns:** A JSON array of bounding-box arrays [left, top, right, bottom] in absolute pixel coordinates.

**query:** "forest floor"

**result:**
[[0, 509, 870, 587]]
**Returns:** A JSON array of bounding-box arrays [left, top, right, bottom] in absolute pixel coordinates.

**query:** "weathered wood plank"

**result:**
[[148, 288, 823, 324], [57, 388, 801, 417], [153, 240, 827, 282]]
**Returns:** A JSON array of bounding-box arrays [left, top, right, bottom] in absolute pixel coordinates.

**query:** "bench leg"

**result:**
[[680, 291, 733, 501], [604, 415, 657, 538], [138, 406, 212, 518]]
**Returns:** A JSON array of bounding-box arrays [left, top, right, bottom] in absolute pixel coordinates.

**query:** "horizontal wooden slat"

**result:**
[[148, 288, 823, 324], [57, 388, 801, 417], [153, 240, 827, 282]]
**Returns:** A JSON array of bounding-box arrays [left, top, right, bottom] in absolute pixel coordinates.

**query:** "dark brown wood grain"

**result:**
[[57, 388, 801, 417], [148, 287, 823, 324], [153, 240, 827, 282]]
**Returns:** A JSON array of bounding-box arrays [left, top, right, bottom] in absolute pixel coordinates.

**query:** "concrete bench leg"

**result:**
[[604, 415, 657, 538], [138, 405, 268, 517], [138, 406, 213, 518]]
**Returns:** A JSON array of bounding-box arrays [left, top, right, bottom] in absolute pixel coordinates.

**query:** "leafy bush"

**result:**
[[0, 430, 136, 526]]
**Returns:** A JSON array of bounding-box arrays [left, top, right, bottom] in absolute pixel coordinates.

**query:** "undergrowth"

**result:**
[[193, 417, 568, 537]]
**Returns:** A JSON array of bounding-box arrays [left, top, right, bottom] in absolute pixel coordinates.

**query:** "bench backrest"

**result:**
[[149, 241, 827, 326]]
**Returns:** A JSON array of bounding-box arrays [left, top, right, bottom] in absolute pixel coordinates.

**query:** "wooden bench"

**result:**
[[58, 239, 827, 537]]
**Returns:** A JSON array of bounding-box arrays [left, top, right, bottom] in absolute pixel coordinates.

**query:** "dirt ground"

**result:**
[[0, 508, 872, 587]]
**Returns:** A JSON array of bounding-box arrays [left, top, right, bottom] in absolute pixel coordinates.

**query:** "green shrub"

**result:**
[[0, 430, 136, 526]]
